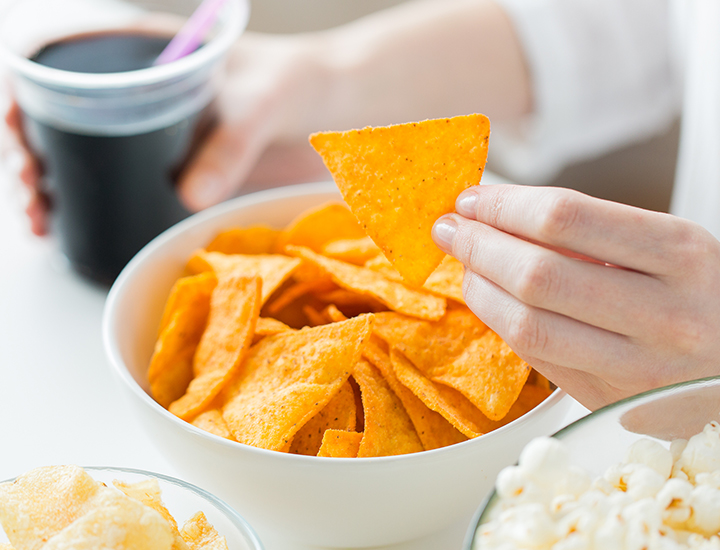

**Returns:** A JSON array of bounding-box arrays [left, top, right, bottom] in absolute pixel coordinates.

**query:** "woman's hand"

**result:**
[[3, 101, 46, 235], [432, 184, 720, 410]]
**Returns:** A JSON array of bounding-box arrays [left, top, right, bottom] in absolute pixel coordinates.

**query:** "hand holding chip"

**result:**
[[432, 184, 720, 410]]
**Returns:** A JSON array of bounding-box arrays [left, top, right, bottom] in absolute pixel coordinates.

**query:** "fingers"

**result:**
[[434, 214, 669, 338], [176, 124, 267, 211], [459, 270, 659, 393], [454, 184, 694, 276]]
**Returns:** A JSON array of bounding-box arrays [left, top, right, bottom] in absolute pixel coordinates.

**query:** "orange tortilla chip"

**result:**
[[168, 276, 261, 421], [366, 254, 465, 303], [321, 236, 380, 265], [302, 304, 330, 326], [354, 359, 423, 457], [362, 339, 466, 450], [374, 309, 529, 420], [317, 430, 363, 458], [221, 315, 374, 451], [309, 114, 490, 287], [185, 251, 300, 304], [149, 273, 217, 408], [389, 349, 497, 438], [190, 409, 235, 440], [290, 381, 357, 455], [275, 202, 366, 253], [266, 278, 336, 315], [205, 226, 279, 255], [286, 245, 446, 320]]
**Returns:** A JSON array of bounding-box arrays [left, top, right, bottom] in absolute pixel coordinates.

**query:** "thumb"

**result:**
[[177, 123, 267, 211]]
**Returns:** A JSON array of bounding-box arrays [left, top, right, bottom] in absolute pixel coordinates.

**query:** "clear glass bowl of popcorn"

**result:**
[[464, 375, 720, 549]]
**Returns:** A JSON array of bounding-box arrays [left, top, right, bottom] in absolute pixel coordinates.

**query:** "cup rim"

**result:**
[[102, 181, 569, 465], [0, 0, 249, 90]]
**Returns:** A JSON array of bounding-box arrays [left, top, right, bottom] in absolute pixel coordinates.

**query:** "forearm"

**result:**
[[279, 0, 531, 138]]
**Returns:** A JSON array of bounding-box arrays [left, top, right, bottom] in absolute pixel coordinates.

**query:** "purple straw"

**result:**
[[154, 0, 228, 65]]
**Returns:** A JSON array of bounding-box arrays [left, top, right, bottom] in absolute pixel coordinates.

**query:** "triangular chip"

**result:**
[[322, 236, 380, 265], [169, 276, 261, 421], [285, 245, 445, 320], [274, 201, 366, 253], [205, 226, 279, 255], [354, 360, 424, 457], [149, 273, 217, 408], [362, 338, 466, 450], [185, 251, 300, 304], [317, 429, 363, 458], [221, 315, 374, 451], [374, 309, 530, 420], [290, 381, 357, 456], [190, 409, 235, 440], [366, 254, 465, 303], [310, 114, 490, 287]]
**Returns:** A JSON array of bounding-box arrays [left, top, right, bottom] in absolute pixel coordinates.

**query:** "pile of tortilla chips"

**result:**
[[148, 115, 551, 457], [0, 465, 228, 550], [147, 200, 553, 458]]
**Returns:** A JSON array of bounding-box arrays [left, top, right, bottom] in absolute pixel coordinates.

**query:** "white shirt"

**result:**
[[491, 0, 720, 239]]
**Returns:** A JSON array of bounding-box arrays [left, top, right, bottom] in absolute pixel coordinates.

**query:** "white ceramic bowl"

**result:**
[[1, 466, 263, 550], [103, 181, 574, 549], [464, 375, 720, 549]]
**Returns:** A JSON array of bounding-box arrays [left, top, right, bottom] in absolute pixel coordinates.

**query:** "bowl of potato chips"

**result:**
[[0, 464, 263, 549], [103, 179, 574, 548]]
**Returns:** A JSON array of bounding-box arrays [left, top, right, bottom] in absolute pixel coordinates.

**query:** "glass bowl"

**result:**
[[463, 375, 720, 549], [0, 466, 264, 550]]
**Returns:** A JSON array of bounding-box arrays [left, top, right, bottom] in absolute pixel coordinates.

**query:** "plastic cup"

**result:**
[[0, 0, 249, 284]]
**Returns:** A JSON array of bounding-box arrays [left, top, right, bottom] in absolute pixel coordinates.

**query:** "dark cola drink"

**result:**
[[20, 31, 216, 284]]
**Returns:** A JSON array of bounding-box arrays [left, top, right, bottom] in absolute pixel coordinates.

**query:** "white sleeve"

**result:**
[[489, 0, 682, 184]]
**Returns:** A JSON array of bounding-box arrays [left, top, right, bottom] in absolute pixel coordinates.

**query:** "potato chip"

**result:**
[[0, 543, 14, 550], [290, 381, 357, 456], [309, 114, 490, 287], [321, 236, 380, 265], [353, 359, 423, 457], [362, 339, 466, 450], [186, 251, 300, 304], [113, 478, 187, 550], [286, 245, 446, 320], [190, 409, 234, 440], [180, 512, 229, 550], [365, 254, 465, 303], [149, 273, 217, 408], [169, 276, 261, 421], [275, 202, 365, 253], [205, 226, 279, 255], [0, 465, 102, 550], [317, 429, 363, 458], [42, 488, 174, 550], [221, 314, 374, 451], [374, 309, 529, 420]]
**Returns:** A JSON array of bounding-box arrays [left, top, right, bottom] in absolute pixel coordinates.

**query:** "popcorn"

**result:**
[[476, 423, 720, 550]]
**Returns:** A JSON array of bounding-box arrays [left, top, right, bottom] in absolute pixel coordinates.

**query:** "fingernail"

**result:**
[[432, 217, 457, 253], [456, 190, 477, 218]]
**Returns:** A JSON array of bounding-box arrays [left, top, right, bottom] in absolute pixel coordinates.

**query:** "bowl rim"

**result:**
[[462, 374, 720, 550], [102, 181, 569, 465], [2, 465, 265, 550]]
